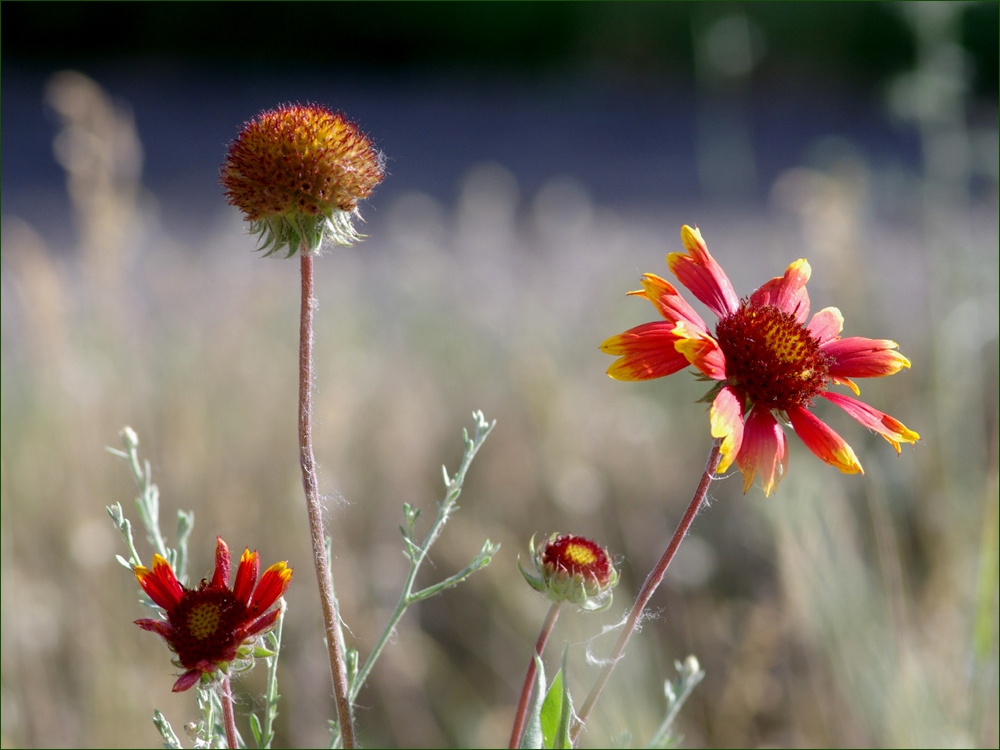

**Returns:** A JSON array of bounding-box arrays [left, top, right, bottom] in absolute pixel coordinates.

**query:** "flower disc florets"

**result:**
[[715, 303, 832, 411], [221, 103, 385, 257], [133, 537, 292, 692], [519, 533, 619, 611]]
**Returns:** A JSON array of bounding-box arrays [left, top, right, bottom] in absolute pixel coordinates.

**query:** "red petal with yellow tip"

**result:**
[[737, 408, 788, 496], [825, 337, 911, 378], [233, 548, 260, 607], [749, 259, 812, 323], [134, 555, 184, 610], [787, 406, 863, 475], [602, 323, 691, 381], [667, 225, 739, 319], [821, 392, 920, 452]]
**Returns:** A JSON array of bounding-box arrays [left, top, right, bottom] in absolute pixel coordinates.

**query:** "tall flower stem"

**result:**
[[298, 249, 356, 748], [509, 602, 561, 748], [570, 440, 722, 744], [220, 676, 238, 749]]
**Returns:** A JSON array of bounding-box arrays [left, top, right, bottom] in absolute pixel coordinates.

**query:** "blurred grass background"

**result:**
[[1, 2, 997, 747]]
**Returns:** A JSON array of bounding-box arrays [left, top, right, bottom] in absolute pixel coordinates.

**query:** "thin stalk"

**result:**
[[299, 249, 356, 748], [508, 602, 562, 749], [570, 440, 722, 744], [220, 675, 238, 749], [349, 422, 492, 702]]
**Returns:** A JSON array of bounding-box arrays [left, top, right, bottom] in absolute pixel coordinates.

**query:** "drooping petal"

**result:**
[[134, 618, 175, 639], [242, 608, 282, 639], [631, 273, 709, 331], [750, 259, 812, 323], [787, 406, 863, 474], [711, 386, 745, 473], [806, 306, 844, 345], [172, 669, 204, 693], [824, 337, 911, 379], [233, 548, 260, 607], [602, 322, 691, 380], [211, 537, 231, 589], [251, 561, 293, 614], [134, 554, 184, 611], [821, 392, 920, 453], [736, 407, 788, 496], [667, 225, 739, 319], [672, 320, 727, 380]]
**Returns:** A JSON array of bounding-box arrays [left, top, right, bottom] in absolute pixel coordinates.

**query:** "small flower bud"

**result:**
[[518, 533, 619, 611]]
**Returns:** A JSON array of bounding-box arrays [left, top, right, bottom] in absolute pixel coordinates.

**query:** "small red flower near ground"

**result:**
[[519, 533, 619, 611], [221, 103, 384, 255], [134, 537, 292, 692], [602, 225, 919, 496]]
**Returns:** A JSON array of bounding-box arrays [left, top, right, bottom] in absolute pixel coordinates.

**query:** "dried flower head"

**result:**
[[221, 103, 384, 256], [134, 537, 292, 692], [602, 225, 919, 496], [519, 533, 619, 611]]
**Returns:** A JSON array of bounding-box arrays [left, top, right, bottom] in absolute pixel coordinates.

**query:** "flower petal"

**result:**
[[233, 548, 260, 607], [821, 392, 920, 453], [211, 537, 231, 589], [134, 554, 184, 611], [787, 406, 863, 474], [736, 407, 788, 496], [667, 225, 740, 319], [632, 273, 709, 331], [251, 561, 293, 614], [824, 337, 911, 379], [672, 320, 727, 380], [602, 322, 691, 381], [750, 259, 812, 323], [172, 669, 204, 693], [134, 618, 175, 639], [242, 609, 282, 640], [806, 306, 844, 346], [711, 386, 745, 473]]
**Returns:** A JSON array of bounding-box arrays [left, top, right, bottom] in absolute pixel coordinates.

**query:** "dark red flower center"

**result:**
[[715, 303, 831, 412], [168, 586, 248, 669]]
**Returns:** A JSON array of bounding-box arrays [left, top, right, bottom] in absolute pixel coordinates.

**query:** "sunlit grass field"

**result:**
[[2, 64, 997, 748]]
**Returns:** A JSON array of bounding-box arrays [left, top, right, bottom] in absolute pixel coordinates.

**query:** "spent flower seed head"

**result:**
[[221, 103, 384, 257]]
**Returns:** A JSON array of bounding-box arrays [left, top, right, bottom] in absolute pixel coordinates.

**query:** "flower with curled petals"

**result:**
[[519, 533, 619, 611], [602, 225, 919, 496], [221, 103, 384, 256], [134, 537, 292, 692]]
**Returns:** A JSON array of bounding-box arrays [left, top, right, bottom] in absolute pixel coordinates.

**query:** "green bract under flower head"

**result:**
[[221, 103, 385, 257], [519, 533, 618, 611]]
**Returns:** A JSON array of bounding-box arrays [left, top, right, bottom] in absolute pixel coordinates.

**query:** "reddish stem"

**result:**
[[220, 675, 238, 749], [299, 250, 356, 748], [509, 602, 562, 748], [570, 440, 722, 744]]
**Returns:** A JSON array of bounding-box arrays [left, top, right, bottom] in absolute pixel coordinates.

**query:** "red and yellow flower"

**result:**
[[221, 103, 384, 256], [602, 225, 919, 496], [134, 537, 292, 692], [519, 533, 619, 611]]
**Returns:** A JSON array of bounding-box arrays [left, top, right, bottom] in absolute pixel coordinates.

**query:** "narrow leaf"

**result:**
[[520, 655, 546, 749]]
